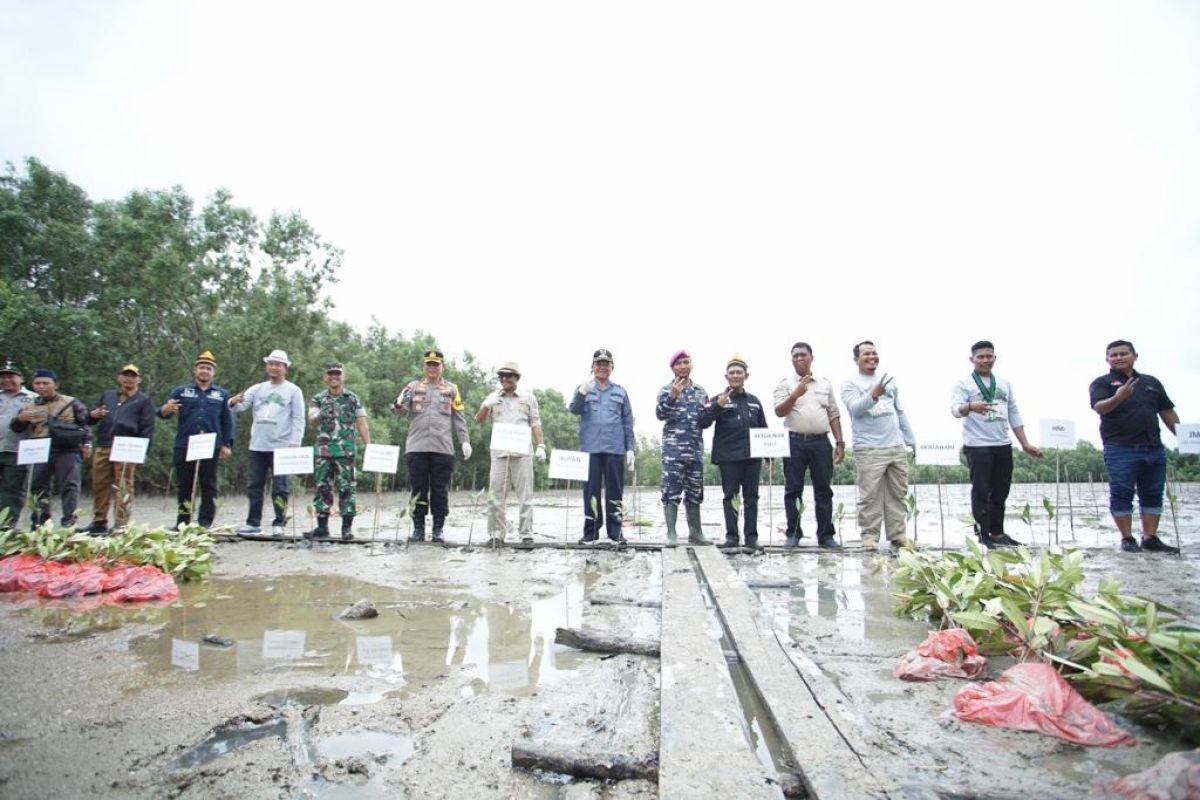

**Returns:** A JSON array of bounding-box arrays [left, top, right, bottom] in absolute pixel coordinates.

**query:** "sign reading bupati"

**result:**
[[549, 449, 589, 482]]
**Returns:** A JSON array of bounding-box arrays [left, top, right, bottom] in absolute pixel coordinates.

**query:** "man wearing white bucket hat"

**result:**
[[230, 349, 306, 535]]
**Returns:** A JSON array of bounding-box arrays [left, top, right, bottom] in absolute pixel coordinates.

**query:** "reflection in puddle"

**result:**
[[130, 566, 605, 697]]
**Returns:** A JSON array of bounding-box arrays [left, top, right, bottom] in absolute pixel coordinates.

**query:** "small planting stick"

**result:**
[[1054, 450, 1061, 546], [1064, 463, 1076, 541], [936, 466, 945, 550], [1168, 468, 1182, 558], [189, 459, 201, 528]]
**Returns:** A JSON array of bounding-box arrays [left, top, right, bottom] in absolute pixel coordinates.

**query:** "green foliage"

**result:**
[[0, 521, 216, 581], [888, 543, 1200, 742]]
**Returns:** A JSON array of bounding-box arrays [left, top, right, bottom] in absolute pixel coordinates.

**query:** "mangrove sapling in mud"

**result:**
[[834, 501, 845, 546], [1042, 496, 1057, 546], [887, 542, 1200, 742], [1020, 501, 1034, 542], [904, 490, 920, 543]]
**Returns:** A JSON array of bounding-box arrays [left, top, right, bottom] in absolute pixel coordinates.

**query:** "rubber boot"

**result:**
[[409, 524, 425, 542], [304, 514, 330, 540], [684, 502, 708, 544], [341, 514, 355, 541], [431, 521, 444, 543], [664, 503, 679, 547]]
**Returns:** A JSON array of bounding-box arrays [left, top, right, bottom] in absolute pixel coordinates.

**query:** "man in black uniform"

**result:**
[[1089, 339, 1180, 553]]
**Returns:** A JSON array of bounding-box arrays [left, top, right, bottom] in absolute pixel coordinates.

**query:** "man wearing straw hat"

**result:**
[[160, 351, 235, 529], [230, 349, 306, 536], [306, 362, 370, 541], [0, 359, 35, 529], [475, 361, 545, 545], [81, 363, 157, 534], [655, 349, 709, 546]]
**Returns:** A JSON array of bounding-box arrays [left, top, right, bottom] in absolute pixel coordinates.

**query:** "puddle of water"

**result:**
[[126, 563, 610, 697], [255, 687, 351, 707], [173, 718, 287, 769], [316, 730, 413, 762]]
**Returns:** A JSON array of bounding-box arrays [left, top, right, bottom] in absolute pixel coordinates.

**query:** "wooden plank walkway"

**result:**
[[693, 546, 905, 798], [659, 547, 782, 799]]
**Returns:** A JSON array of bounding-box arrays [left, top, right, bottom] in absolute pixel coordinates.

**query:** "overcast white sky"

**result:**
[[3, 1, 1198, 448]]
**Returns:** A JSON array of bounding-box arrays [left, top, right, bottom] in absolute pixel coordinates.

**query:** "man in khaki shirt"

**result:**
[[773, 342, 845, 549], [475, 361, 546, 545]]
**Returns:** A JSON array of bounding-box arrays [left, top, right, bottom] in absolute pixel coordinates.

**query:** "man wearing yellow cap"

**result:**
[[82, 364, 157, 534]]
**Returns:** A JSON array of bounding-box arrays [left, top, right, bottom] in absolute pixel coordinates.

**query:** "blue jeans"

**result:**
[[246, 449, 290, 526], [1103, 444, 1166, 517], [583, 452, 625, 540]]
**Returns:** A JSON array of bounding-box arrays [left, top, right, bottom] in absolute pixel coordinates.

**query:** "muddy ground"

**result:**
[[0, 485, 1196, 799]]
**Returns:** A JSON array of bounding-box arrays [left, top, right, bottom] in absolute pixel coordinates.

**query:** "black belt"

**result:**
[[789, 432, 828, 441]]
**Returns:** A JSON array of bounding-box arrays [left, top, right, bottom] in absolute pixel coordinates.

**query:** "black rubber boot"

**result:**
[[341, 515, 355, 541], [409, 525, 425, 542], [304, 514, 330, 540]]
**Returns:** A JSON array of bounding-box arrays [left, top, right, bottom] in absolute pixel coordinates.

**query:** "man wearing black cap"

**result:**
[[569, 349, 635, 543], [160, 351, 236, 529], [10, 369, 92, 528], [0, 360, 34, 528], [394, 349, 471, 542], [82, 363, 157, 534], [307, 362, 370, 540], [700, 354, 767, 548]]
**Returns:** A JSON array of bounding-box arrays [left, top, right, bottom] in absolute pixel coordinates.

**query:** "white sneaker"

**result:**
[[236, 525, 262, 534], [272, 524, 286, 536]]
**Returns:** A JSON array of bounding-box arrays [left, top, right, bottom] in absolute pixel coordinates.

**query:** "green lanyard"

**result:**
[[971, 372, 996, 403]]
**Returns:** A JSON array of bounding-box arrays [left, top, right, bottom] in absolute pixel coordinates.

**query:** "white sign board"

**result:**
[[110, 436, 150, 464], [1039, 418, 1076, 450], [262, 629, 306, 660], [171, 638, 200, 671], [17, 438, 51, 465], [186, 432, 217, 462], [549, 449, 589, 482], [1177, 424, 1200, 455], [362, 443, 401, 473], [357, 635, 394, 666], [749, 429, 789, 458], [916, 440, 962, 466], [490, 422, 531, 454], [273, 447, 314, 476]]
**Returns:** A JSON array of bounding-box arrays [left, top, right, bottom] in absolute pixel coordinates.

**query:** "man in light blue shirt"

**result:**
[[950, 340, 1042, 548], [230, 349, 306, 535], [569, 349, 635, 544], [840, 341, 915, 549]]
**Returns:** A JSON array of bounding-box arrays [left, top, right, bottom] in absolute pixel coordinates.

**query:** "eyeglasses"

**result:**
[[498, 373, 518, 379]]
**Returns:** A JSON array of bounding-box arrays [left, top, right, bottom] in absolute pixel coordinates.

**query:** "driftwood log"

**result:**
[[554, 627, 660, 657], [511, 743, 658, 781]]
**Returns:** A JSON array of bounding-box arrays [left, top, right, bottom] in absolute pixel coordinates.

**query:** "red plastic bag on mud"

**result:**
[[1103, 748, 1200, 798], [953, 662, 1134, 746], [39, 560, 111, 598], [894, 628, 988, 681]]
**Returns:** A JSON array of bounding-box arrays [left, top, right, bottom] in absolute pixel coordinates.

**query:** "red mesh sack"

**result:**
[[953, 662, 1134, 747], [894, 628, 988, 681], [1103, 748, 1200, 798]]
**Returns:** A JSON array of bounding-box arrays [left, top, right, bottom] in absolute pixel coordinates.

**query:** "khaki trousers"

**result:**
[[91, 446, 139, 526], [487, 454, 534, 540], [854, 445, 908, 541]]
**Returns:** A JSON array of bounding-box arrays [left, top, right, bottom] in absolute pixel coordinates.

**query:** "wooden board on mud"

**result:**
[[659, 547, 782, 799], [693, 546, 903, 798]]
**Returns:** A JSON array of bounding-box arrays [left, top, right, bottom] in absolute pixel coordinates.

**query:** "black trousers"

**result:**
[[964, 445, 1013, 536], [783, 434, 834, 538], [719, 459, 761, 542], [582, 452, 625, 540], [246, 449, 290, 526], [175, 447, 219, 528], [408, 451, 455, 528]]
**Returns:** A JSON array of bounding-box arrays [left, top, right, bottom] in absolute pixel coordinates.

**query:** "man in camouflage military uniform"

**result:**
[[393, 349, 471, 543], [306, 362, 370, 540], [655, 350, 709, 546]]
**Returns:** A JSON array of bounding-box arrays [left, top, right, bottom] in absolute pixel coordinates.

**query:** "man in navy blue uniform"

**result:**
[[655, 349, 709, 546], [160, 351, 235, 529], [569, 349, 635, 544]]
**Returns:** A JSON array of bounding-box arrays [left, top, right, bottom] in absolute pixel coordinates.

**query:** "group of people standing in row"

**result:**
[[0, 338, 1182, 554]]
